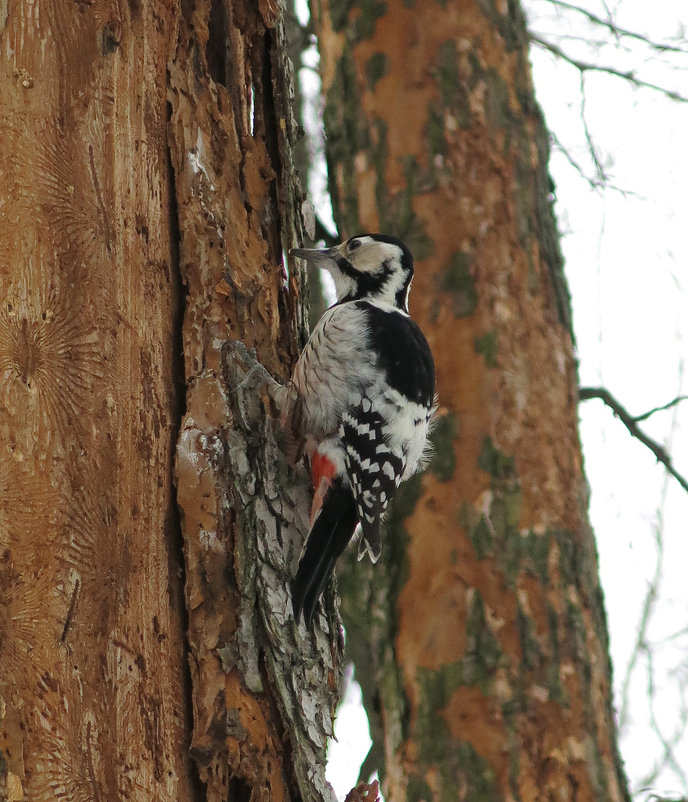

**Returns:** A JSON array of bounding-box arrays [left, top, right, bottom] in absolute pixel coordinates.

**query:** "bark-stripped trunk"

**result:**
[[0, 4, 193, 799], [311, 1, 631, 800], [0, 2, 341, 800]]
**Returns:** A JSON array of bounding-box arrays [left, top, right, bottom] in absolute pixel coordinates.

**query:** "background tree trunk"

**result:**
[[311, 1, 631, 799], [0, 2, 340, 800]]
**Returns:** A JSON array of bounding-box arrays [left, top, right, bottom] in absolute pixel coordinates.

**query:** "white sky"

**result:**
[[527, 1, 688, 795], [295, 1, 688, 798]]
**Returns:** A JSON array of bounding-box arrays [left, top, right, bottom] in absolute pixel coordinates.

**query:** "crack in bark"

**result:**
[[60, 579, 80, 644]]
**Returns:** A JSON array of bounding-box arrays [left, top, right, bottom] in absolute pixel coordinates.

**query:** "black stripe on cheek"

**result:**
[[395, 282, 409, 310], [333, 254, 357, 276]]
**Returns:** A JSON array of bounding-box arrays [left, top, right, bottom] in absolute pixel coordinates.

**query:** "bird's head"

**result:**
[[291, 234, 414, 310]]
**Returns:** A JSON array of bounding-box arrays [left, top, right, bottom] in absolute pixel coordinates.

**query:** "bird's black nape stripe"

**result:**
[[333, 253, 411, 308], [394, 279, 408, 310]]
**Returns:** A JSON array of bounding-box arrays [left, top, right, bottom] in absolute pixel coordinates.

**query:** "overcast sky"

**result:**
[[527, 1, 688, 795]]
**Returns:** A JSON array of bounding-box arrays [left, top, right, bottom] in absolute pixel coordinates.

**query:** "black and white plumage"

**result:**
[[289, 234, 436, 624]]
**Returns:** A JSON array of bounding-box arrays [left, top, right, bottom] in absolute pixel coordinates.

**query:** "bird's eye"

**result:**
[[348, 239, 362, 251]]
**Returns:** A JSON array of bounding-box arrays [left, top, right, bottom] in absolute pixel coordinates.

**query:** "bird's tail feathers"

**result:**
[[292, 480, 358, 625], [357, 519, 382, 563]]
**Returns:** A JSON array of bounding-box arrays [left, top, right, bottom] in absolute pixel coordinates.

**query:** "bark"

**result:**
[[0, 1, 339, 800], [311, 1, 631, 800], [0, 3, 192, 800], [169, 2, 340, 800]]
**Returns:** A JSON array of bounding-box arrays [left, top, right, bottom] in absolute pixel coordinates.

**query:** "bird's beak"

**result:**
[[290, 246, 340, 269]]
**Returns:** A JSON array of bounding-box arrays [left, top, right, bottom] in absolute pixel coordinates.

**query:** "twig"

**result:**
[[637, 643, 688, 790], [579, 72, 607, 184], [618, 468, 666, 734], [633, 395, 688, 423], [549, 131, 643, 197], [578, 387, 688, 494], [653, 623, 688, 645], [536, 0, 688, 55], [550, 130, 600, 189], [530, 35, 688, 103]]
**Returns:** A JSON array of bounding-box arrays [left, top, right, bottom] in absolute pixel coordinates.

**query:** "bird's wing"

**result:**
[[339, 393, 407, 563]]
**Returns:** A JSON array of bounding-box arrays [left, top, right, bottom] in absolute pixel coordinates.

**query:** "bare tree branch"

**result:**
[[633, 395, 688, 423], [617, 372, 687, 791], [653, 624, 688, 645], [618, 471, 666, 734], [536, 0, 688, 55], [549, 130, 643, 196], [638, 643, 688, 791], [550, 130, 600, 189], [578, 387, 688, 494], [530, 35, 688, 102], [579, 72, 607, 184]]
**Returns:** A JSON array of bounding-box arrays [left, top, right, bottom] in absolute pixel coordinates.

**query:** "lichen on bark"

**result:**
[[313, 0, 630, 799]]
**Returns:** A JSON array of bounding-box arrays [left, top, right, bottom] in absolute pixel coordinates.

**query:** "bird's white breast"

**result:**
[[291, 303, 376, 439]]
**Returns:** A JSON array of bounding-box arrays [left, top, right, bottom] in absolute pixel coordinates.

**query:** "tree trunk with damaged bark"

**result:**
[[0, 3, 194, 799], [0, 2, 344, 801], [310, 0, 631, 799]]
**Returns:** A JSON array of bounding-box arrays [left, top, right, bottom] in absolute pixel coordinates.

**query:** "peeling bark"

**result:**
[[312, 1, 630, 800], [175, 341, 342, 802], [169, 1, 340, 800]]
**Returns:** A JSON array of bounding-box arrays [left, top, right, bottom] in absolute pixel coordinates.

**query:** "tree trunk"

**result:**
[[0, 3, 194, 799], [0, 2, 340, 800], [311, 1, 631, 800]]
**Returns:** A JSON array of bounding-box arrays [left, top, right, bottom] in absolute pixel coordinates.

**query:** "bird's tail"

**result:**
[[357, 518, 382, 563], [292, 479, 358, 625]]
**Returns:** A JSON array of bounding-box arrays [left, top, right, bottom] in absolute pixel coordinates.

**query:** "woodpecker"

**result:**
[[289, 233, 436, 625]]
